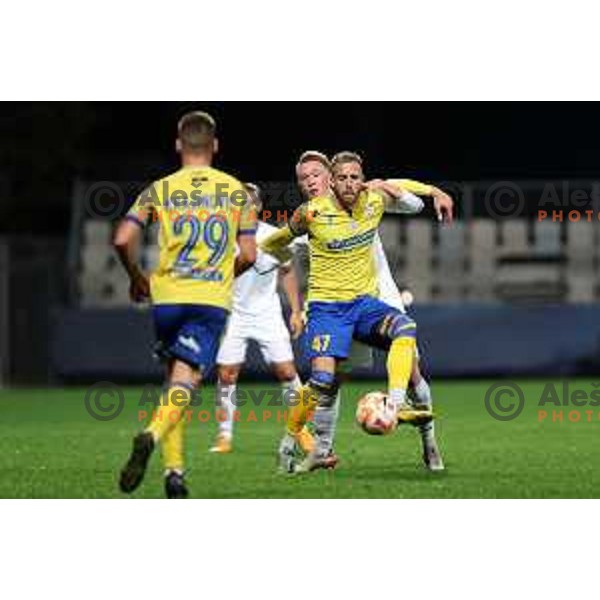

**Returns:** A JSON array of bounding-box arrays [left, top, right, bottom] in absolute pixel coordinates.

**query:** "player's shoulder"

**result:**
[[153, 166, 189, 187], [307, 195, 333, 212], [291, 199, 311, 220], [365, 189, 386, 203], [157, 166, 244, 188], [360, 189, 386, 212], [139, 168, 195, 205], [205, 165, 245, 188], [301, 195, 336, 222], [293, 197, 333, 223], [288, 200, 314, 235], [142, 168, 190, 201]]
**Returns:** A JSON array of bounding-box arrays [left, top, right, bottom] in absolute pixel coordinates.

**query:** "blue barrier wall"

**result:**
[[50, 305, 600, 383], [412, 305, 600, 377]]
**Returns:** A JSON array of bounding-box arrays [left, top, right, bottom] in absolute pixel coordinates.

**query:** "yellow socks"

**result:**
[[145, 384, 193, 472], [286, 385, 319, 436], [161, 417, 185, 473], [387, 337, 417, 405]]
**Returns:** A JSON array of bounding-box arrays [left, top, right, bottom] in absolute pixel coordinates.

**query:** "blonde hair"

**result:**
[[296, 150, 332, 171], [331, 151, 363, 171]]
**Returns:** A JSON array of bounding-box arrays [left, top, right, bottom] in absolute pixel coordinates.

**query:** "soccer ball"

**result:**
[[356, 391, 397, 435]]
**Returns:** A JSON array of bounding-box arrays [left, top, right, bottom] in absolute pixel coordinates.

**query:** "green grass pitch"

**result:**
[[1, 380, 599, 498]]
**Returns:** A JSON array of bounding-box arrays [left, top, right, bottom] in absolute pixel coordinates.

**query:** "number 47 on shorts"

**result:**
[[312, 335, 331, 353]]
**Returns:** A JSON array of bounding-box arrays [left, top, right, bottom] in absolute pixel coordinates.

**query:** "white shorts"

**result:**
[[217, 312, 295, 366]]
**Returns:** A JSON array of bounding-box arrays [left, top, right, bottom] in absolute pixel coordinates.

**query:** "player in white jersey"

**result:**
[[291, 151, 446, 471], [372, 233, 443, 471], [210, 184, 310, 454]]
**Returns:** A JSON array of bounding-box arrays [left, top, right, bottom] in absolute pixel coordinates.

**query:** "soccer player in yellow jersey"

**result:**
[[114, 111, 257, 498], [263, 152, 452, 473], [290, 151, 451, 471]]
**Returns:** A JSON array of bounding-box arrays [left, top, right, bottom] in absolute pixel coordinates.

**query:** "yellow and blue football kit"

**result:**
[[263, 189, 421, 468], [126, 165, 257, 310], [126, 165, 257, 371], [263, 190, 417, 361], [119, 165, 257, 486]]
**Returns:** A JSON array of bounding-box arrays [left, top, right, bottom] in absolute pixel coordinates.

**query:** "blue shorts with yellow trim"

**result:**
[[305, 295, 416, 360], [153, 304, 228, 373]]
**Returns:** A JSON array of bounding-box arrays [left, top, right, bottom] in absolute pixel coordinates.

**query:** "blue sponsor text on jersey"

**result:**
[[326, 227, 378, 251]]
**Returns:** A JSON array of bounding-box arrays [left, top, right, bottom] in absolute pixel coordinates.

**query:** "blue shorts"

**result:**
[[306, 296, 416, 360], [153, 304, 228, 372]]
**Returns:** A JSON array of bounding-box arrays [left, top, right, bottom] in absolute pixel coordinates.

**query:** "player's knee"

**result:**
[[272, 362, 297, 382], [190, 372, 202, 389], [169, 360, 202, 389], [219, 366, 240, 386], [308, 370, 339, 407], [388, 314, 417, 341]]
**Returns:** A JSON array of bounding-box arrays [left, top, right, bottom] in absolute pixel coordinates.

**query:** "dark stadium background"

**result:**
[[2, 101, 600, 386], [4, 102, 600, 235]]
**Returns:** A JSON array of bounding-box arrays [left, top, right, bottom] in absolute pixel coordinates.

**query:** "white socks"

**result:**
[[413, 378, 433, 407], [215, 381, 236, 439], [218, 375, 303, 440], [388, 388, 407, 412], [413, 378, 435, 442]]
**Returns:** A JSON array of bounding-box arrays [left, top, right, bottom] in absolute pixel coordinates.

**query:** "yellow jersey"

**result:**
[[262, 191, 386, 303], [126, 165, 257, 309], [392, 179, 433, 196]]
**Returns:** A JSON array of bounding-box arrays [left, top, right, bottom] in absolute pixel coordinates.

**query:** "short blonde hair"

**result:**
[[331, 151, 363, 171], [296, 150, 332, 171]]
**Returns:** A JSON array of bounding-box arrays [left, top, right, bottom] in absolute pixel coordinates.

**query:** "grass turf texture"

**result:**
[[1, 380, 599, 498]]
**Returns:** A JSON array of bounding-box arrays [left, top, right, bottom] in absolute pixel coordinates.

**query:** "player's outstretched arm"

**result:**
[[260, 225, 296, 264], [365, 180, 425, 215], [430, 186, 454, 224], [279, 263, 304, 339], [113, 218, 150, 302], [391, 178, 455, 224], [261, 203, 309, 262]]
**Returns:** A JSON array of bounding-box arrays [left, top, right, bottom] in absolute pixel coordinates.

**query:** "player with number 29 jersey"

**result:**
[[126, 165, 257, 309]]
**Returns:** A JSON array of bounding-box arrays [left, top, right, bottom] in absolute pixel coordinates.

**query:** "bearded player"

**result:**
[[264, 151, 452, 473], [281, 152, 446, 472], [281, 151, 449, 471]]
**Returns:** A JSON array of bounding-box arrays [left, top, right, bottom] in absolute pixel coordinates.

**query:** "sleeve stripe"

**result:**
[[238, 228, 257, 235], [124, 214, 146, 228]]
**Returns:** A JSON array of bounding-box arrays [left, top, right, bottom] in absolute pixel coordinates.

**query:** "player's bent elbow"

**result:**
[[112, 232, 128, 251], [113, 220, 137, 249]]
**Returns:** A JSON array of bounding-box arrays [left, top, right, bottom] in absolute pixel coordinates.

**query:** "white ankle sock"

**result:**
[[414, 378, 433, 407], [388, 388, 407, 410], [216, 381, 236, 438]]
